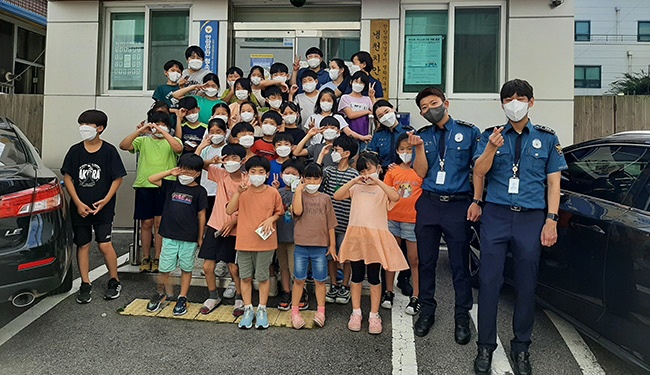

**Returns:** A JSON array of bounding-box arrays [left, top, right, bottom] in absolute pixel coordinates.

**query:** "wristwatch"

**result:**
[[546, 213, 559, 222], [472, 199, 484, 208]]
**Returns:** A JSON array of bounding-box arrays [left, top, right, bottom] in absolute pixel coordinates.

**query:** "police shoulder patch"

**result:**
[[555, 143, 563, 155], [455, 120, 476, 128], [533, 125, 556, 135]]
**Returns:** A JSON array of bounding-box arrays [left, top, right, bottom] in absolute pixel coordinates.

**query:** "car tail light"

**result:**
[[0, 180, 63, 219], [18, 257, 56, 271]]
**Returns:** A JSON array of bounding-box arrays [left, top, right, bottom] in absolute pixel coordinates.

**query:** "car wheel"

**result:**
[[469, 223, 480, 289], [50, 266, 73, 295]]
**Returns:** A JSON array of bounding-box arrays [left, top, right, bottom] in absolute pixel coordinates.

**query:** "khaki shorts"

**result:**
[[236, 250, 275, 281]]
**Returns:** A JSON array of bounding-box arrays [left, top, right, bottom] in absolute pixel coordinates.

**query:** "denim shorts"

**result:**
[[294, 245, 328, 282], [388, 220, 417, 242], [159, 237, 197, 273]]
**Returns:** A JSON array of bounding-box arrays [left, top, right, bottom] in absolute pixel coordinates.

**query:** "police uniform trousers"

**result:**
[[415, 190, 473, 318], [477, 203, 545, 353]]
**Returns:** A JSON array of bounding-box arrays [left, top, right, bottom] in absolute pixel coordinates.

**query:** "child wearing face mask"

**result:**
[[180, 46, 211, 92], [153, 60, 184, 112], [251, 111, 283, 161], [366, 99, 412, 172], [176, 96, 207, 155], [237, 102, 262, 137], [320, 58, 349, 93], [339, 71, 374, 137], [263, 85, 285, 114], [226, 156, 285, 330], [199, 144, 248, 316], [281, 102, 306, 144], [173, 73, 225, 125], [293, 116, 341, 168], [194, 118, 228, 219], [220, 66, 244, 104], [291, 46, 330, 93], [307, 88, 371, 144], [294, 70, 320, 129], [210, 102, 231, 129], [229, 78, 262, 128], [267, 132, 295, 189], [63, 110, 127, 304], [249, 65, 267, 105], [290, 163, 338, 329], [333, 152, 409, 335], [231, 122, 256, 162], [119, 111, 183, 273], [381, 133, 422, 315], [145, 153, 208, 316]]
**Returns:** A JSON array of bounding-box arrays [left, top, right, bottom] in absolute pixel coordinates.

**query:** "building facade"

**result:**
[[44, 0, 575, 227], [575, 0, 650, 95]]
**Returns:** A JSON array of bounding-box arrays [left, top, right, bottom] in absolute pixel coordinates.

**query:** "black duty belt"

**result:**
[[423, 190, 470, 202]]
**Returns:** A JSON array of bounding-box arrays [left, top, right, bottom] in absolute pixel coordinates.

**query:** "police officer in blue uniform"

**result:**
[[408, 87, 482, 342], [472, 79, 567, 375]]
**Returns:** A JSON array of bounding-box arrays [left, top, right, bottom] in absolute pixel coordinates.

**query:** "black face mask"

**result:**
[[423, 104, 446, 125]]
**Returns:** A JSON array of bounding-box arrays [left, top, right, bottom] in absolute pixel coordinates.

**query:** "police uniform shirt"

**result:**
[[474, 121, 568, 209], [414, 117, 481, 194], [366, 123, 411, 168]]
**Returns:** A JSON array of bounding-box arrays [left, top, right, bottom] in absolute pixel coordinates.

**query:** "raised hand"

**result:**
[[407, 131, 424, 147], [488, 126, 505, 148]]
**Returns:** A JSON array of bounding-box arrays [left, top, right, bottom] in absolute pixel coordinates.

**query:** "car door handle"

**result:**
[[570, 222, 606, 234]]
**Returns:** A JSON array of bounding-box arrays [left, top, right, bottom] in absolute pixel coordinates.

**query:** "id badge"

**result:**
[[508, 177, 520, 194], [436, 171, 446, 185]]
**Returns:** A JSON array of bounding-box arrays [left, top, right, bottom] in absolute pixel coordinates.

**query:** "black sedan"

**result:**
[[0, 117, 74, 307], [471, 131, 650, 372]]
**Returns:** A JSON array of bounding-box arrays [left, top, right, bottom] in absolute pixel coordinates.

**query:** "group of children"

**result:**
[[64, 43, 424, 334]]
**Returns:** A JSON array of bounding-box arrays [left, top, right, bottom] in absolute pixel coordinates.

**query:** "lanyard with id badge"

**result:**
[[432, 125, 454, 185], [508, 132, 526, 194]]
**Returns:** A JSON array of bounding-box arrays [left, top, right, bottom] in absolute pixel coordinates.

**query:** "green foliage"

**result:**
[[609, 70, 650, 95]]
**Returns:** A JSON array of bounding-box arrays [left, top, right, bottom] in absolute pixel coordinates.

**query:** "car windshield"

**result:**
[[0, 128, 30, 167]]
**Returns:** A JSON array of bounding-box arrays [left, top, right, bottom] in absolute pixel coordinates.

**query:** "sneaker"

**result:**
[[173, 296, 188, 316], [326, 284, 339, 303], [381, 291, 394, 309], [238, 306, 255, 329], [255, 308, 269, 329], [369, 314, 383, 334], [103, 278, 122, 300], [139, 258, 151, 273], [269, 276, 279, 297], [278, 291, 291, 311], [313, 311, 326, 328], [215, 261, 229, 277], [151, 259, 160, 273], [233, 299, 245, 317], [348, 313, 362, 332], [336, 285, 351, 304], [299, 288, 309, 311], [397, 278, 413, 297], [76, 282, 92, 304], [200, 297, 222, 315], [291, 313, 305, 329], [146, 292, 167, 312], [223, 281, 236, 299], [405, 296, 421, 316]]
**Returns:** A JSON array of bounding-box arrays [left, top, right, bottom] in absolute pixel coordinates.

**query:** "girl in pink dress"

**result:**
[[333, 152, 409, 334]]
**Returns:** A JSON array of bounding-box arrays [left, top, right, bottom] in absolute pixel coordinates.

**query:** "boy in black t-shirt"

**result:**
[[145, 153, 208, 316], [61, 109, 127, 304]]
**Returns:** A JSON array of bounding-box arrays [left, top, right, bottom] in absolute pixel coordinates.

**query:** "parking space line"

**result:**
[[545, 310, 606, 375], [0, 253, 130, 348], [469, 304, 514, 375], [391, 293, 418, 374]]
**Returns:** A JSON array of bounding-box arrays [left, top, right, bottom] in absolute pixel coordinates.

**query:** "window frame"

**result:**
[[638, 21, 650, 42], [101, 3, 192, 96], [575, 20, 591, 42], [574, 65, 601, 89], [398, 1, 506, 100]]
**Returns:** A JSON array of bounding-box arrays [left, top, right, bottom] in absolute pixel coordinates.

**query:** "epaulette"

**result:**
[[455, 120, 476, 128], [483, 125, 500, 133], [533, 125, 556, 134], [401, 124, 414, 131]]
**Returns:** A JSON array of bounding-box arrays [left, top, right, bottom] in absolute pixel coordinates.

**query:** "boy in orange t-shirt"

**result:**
[[226, 156, 284, 330]]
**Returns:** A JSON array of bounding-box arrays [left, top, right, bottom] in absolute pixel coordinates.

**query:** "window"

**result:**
[[638, 21, 650, 42], [575, 21, 591, 42], [574, 66, 601, 88], [106, 8, 189, 92], [403, 10, 448, 93], [453, 8, 500, 93], [563, 146, 650, 205]]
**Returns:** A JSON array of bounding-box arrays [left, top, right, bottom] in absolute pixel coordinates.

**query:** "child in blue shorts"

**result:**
[[145, 153, 208, 315]]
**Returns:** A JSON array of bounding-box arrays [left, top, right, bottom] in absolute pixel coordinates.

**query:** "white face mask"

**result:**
[[399, 152, 412, 164], [268, 99, 283, 109], [188, 59, 203, 71], [178, 175, 195, 185], [328, 69, 340, 81], [320, 101, 333, 112], [168, 71, 181, 83], [322, 128, 339, 141], [503, 100, 530, 123], [303, 82, 317, 93], [349, 64, 361, 75], [235, 90, 248, 101], [282, 174, 299, 187], [262, 124, 277, 136], [283, 114, 297, 125], [228, 80, 236, 87], [79, 125, 97, 142], [365, 172, 379, 183], [153, 126, 168, 138], [224, 160, 241, 173], [304, 184, 320, 194], [307, 58, 321, 69], [238, 135, 255, 148], [204, 88, 218, 97], [273, 75, 287, 83], [240, 112, 255, 123], [249, 174, 266, 187], [250, 76, 262, 86], [213, 115, 229, 123], [330, 151, 342, 163], [276, 145, 291, 158], [185, 113, 199, 123], [211, 134, 225, 144], [352, 83, 365, 93], [379, 111, 397, 127]]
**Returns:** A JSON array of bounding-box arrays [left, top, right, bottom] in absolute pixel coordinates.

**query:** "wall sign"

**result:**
[[404, 35, 443, 85], [250, 54, 274, 70], [370, 19, 390, 96], [200, 20, 219, 73]]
